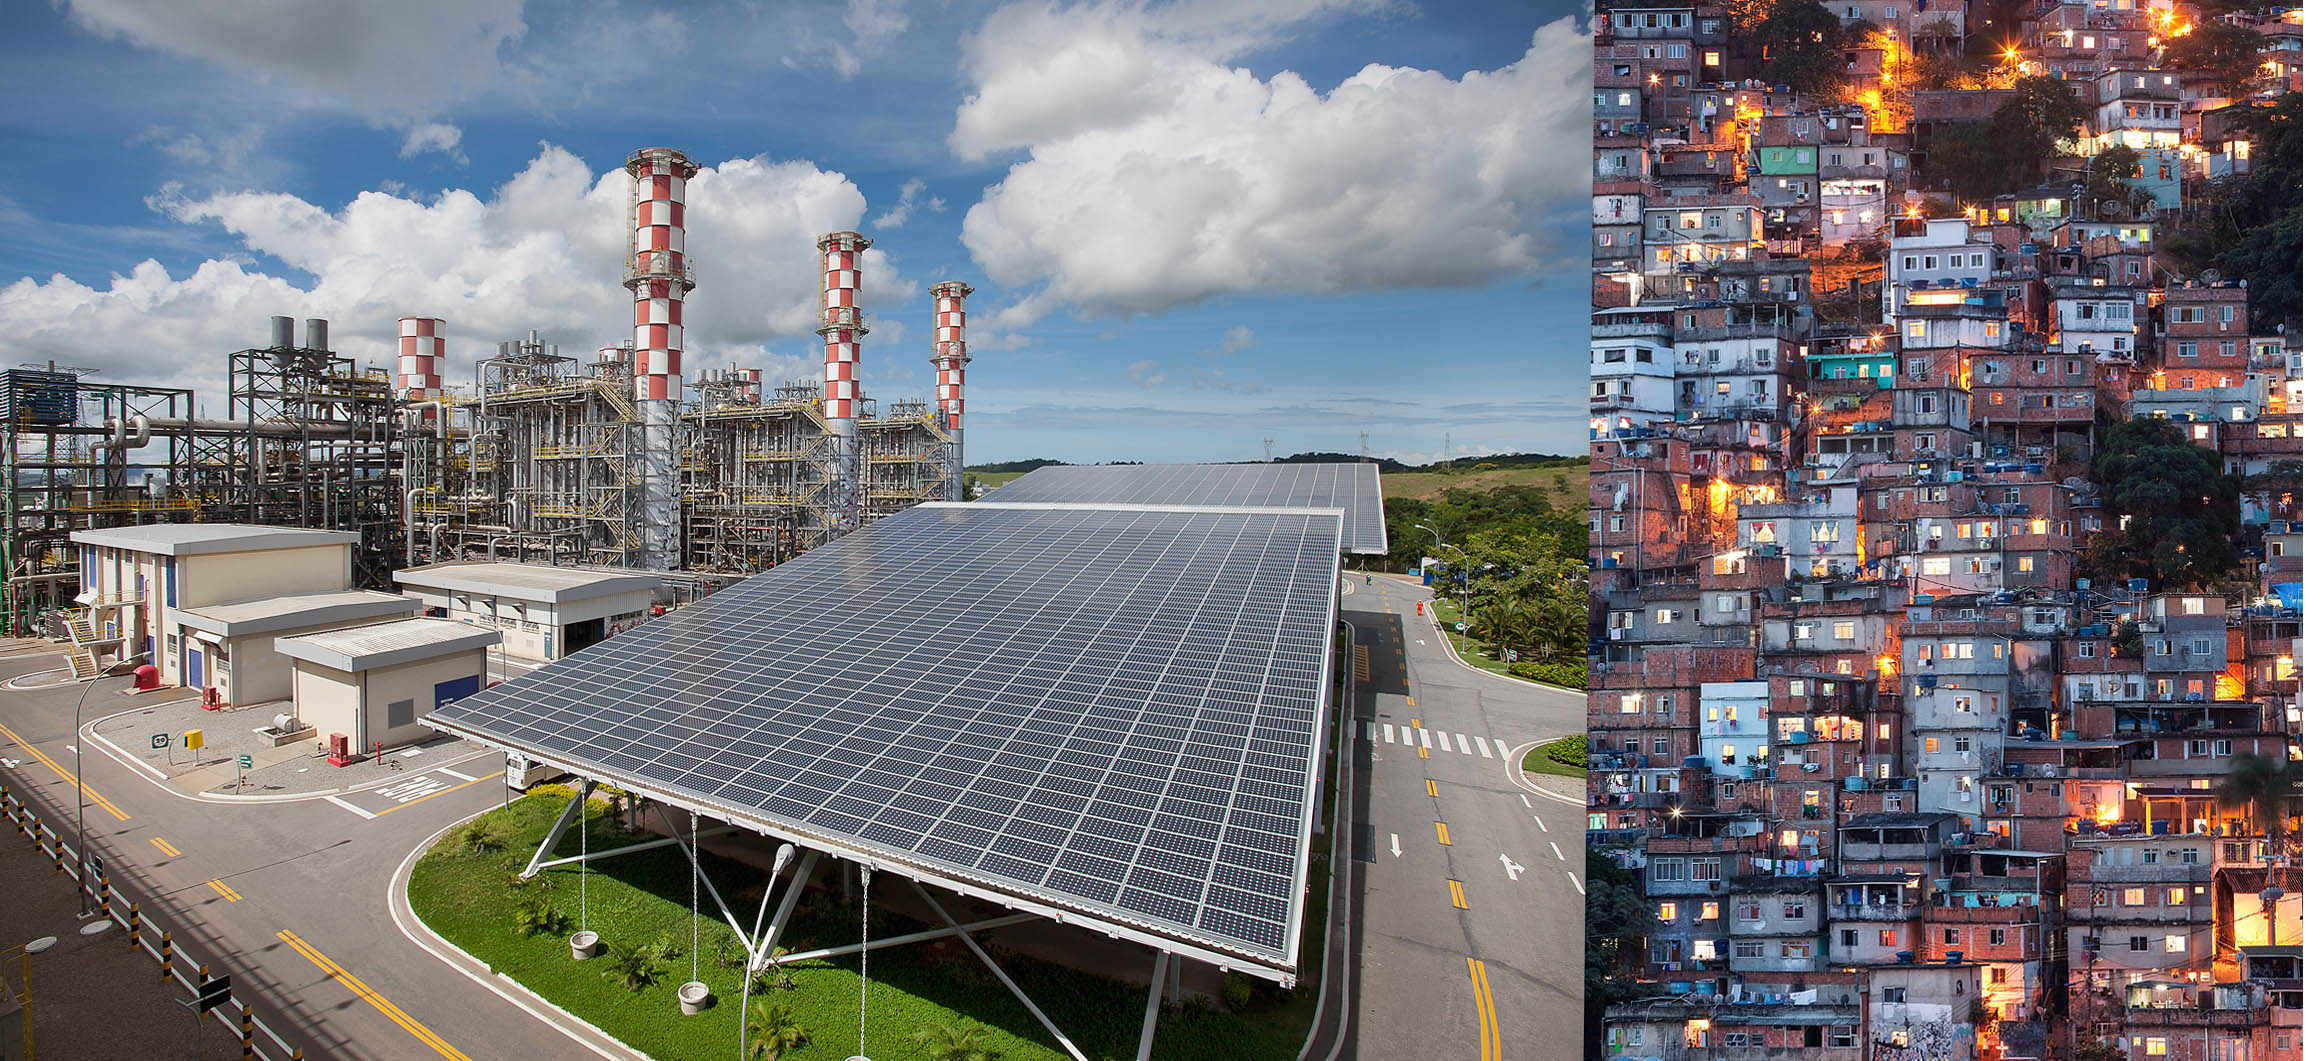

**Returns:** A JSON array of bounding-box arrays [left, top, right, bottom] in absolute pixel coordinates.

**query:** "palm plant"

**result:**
[[747, 946, 797, 993], [913, 1021, 1003, 1061], [511, 894, 568, 937], [744, 1001, 811, 1060], [2218, 753, 2303, 858], [601, 938, 672, 992]]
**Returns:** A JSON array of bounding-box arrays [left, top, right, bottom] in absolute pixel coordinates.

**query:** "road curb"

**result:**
[[1409, 600, 1585, 695], [389, 805, 653, 1061], [1504, 740, 1589, 807]]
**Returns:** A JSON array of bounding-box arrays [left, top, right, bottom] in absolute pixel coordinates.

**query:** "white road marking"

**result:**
[[376, 776, 446, 803], [1416, 640, 1427, 646], [1418, 729, 1432, 749], [437, 767, 476, 782], [1383, 724, 1395, 744], [0, 757, 16, 769], [1520, 795, 1531, 808], [1390, 833, 1402, 858], [1567, 871, 1585, 895], [1494, 739, 1511, 760], [1361, 721, 1374, 740], [63, 745, 75, 754], [1455, 733, 1472, 755], [1476, 739, 1492, 759], [324, 794, 378, 820], [1533, 816, 1548, 833], [1499, 854, 1525, 881], [1549, 841, 1565, 862]]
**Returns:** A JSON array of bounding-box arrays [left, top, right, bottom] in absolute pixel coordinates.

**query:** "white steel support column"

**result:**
[[1138, 950, 1170, 1061], [519, 779, 594, 879], [909, 879, 1091, 1061]]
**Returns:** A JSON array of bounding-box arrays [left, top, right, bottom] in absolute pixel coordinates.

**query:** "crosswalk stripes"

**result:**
[[1376, 724, 1503, 758]]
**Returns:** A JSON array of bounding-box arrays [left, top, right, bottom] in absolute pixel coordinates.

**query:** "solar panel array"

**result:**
[[984, 463, 1387, 555], [426, 502, 1341, 969]]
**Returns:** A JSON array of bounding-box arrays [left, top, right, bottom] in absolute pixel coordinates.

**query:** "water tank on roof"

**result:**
[[1846, 776, 1867, 791], [2128, 578, 2149, 592]]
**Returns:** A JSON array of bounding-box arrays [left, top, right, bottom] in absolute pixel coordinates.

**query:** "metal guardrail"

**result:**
[[0, 783, 309, 1060]]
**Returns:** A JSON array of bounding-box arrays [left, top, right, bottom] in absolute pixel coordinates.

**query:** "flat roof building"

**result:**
[[393, 562, 660, 662], [277, 618, 500, 755]]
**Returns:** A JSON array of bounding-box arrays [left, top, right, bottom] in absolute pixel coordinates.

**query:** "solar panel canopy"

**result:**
[[426, 502, 1342, 974], [985, 463, 1387, 555]]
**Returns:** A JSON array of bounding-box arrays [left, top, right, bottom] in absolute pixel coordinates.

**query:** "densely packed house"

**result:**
[[1587, 1, 2303, 1058]]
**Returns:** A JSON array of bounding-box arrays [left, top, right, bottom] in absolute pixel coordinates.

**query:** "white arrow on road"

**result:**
[[1390, 833, 1402, 858], [1499, 853, 1525, 881]]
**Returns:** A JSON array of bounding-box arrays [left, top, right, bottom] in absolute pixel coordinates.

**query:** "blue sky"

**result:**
[[0, 0, 1590, 465]]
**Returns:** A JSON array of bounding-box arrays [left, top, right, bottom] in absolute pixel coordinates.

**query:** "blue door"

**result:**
[[433, 674, 481, 708], [186, 647, 204, 689]]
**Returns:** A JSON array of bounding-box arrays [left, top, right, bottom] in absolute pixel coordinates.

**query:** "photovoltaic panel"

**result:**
[[982, 463, 1386, 555], [425, 502, 1341, 974]]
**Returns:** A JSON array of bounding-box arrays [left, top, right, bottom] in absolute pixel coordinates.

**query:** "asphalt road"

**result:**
[[1343, 576, 1585, 1061], [0, 646, 577, 1061]]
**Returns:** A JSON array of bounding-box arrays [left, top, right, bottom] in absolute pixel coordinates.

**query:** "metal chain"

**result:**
[[689, 809, 700, 985], [858, 863, 873, 1059]]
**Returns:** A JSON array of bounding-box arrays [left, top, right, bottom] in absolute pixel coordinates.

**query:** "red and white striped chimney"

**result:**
[[396, 317, 446, 402], [929, 281, 973, 501], [817, 231, 871, 424], [817, 230, 870, 530], [626, 148, 699, 403], [625, 147, 699, 570]]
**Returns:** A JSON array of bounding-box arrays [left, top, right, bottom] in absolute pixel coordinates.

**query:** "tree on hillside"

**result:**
[[2165, 93, 2300, 330], [1924, 76, 2087, 197], [2162, 22, 2268, 98], [2083, 144, 2158, 217], [2218, 753, 2303, 859], [2083, 417, 2241, 588], [1757, 1, 1853, 95], [1585, 857, 1654, 1057]]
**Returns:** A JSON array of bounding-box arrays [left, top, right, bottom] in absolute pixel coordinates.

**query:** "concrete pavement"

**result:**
[[0, 650, 585, 1060], [1345, 575, 1584, 1061]]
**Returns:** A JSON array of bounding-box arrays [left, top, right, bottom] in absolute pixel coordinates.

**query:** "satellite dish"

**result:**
[[2202, 268, 2223, 284]]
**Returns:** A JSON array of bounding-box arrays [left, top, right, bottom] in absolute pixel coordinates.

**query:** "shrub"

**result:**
[[745, 1001, 811, 1060], [448, 819, 510, 856], [1543, 734, 1588, 769], [1222, 970, 1255, 1010], [914, 1022, 1003, 1061], [602, 937, 676, 992], [1509, 660, 1587, 689], [512, 894, 569, 937]]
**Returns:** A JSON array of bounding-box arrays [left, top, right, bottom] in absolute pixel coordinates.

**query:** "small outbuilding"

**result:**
[[276, 619, 500, 754], [173, 590, 420, 706], [69, 524, 360, 690], [393, 562, 658, 662]]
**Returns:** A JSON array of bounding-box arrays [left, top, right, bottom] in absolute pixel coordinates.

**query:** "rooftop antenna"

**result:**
[[1262, 438, 1273, 463]]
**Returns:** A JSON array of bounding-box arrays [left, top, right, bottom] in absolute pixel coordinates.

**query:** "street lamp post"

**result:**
[[1413, 522, 1471, 630], [75, 652, 148, 918]]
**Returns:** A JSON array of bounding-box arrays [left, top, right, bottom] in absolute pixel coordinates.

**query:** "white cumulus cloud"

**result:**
[[953, 4, 1587, 323], [399, 122, 466, 161], [870, 178, 945, 230], [3, 145, 921, 401]]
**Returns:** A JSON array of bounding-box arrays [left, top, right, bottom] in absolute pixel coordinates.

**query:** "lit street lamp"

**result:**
[[1413, 522, 1471, 628], [75, 652, 149, 918]]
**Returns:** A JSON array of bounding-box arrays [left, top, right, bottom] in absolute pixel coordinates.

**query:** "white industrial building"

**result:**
[[69, 524, 369, 698], [393, 562, 658, 662], [277, 619, 500, 754]]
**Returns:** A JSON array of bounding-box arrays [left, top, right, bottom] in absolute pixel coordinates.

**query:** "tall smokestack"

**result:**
[[817, 230, 871, 532], [625, 147, 700, 571], [397, 317, 446, 405], [929, 281, 973, 501]]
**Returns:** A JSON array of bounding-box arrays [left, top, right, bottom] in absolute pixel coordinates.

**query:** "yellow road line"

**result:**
[[150, 837, 180, 857], [207, 879, 241, 902], [277, 930, 469, 1060], [1426, 779, 1439, 797], [1469, 957, 1499, 1061], [0, 719, 128, 821], [370, 771, 503, 817], [1409, 717, 1420, 729], [1448, 879, 1467, 909], [1406, 696, 1414, 706], [1435, 822, 1451, 846], [1418, 747, 1429, 759]]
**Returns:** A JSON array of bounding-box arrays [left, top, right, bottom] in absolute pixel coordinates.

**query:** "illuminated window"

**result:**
[[1659, 901, 1678, 921]]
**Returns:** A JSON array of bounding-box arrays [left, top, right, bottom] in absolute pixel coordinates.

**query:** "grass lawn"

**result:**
[[408, 792, 1318, 1061], [1378, 463, 1583, 503], [1521, 736, 1586, 779]]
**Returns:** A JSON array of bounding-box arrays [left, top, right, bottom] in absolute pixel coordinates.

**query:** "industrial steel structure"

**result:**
[[1, 144, 972, 638]]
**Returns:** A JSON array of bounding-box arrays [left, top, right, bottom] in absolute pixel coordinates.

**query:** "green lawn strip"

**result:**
[[408, 793, 1314, 1060], [1520, 735, 1587, 779]]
